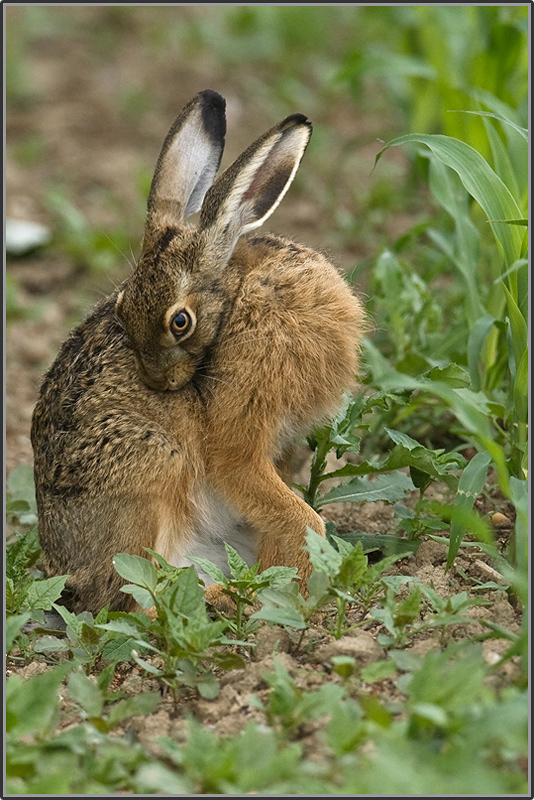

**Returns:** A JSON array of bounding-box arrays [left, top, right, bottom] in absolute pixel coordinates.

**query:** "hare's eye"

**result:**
[[170, 309, 192, 338]]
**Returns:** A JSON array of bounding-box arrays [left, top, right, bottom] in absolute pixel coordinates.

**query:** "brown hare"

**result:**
[[31, 90, 365, 614]]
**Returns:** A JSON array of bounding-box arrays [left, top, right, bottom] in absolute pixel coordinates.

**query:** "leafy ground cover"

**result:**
[[5, 6, 528, 795]]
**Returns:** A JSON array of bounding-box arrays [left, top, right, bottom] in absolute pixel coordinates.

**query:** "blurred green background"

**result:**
[[6, 4, 527, 267]]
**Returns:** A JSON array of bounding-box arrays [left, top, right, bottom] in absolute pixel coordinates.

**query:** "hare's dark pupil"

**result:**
[[171, 310, 190, 336]]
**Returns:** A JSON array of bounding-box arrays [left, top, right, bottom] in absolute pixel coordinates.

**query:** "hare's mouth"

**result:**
[[137, 360, 196, 392]]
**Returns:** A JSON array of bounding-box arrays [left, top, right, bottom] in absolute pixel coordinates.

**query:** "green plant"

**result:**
[[6, 463, 38, 529], [101, 553, 244, 699], [253, 529, 413, 642], [5, 526, 67, 626], [34, 604, 138, 671], [374, 118, 527, 481], [370, 582, 423, 648], [340, 6, 528, 150], [66, 666, 160, 732], [192, 543, 298, 639], [252, 657, 344, 738], [154, 719, 306, 795], [5, 663, 157, 794]]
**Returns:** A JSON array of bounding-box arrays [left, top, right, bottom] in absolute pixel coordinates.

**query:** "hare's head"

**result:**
[[114, 90, 312, 391]]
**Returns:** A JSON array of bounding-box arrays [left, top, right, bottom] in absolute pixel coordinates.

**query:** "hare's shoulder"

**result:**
[[32, 296, 135, 434], [234, 233, 351, 320], [245, 232, 323, 265], [39, 296, 130, 391]]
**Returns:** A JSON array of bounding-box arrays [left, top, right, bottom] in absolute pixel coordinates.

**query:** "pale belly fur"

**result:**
[[163, 484, 259, 585]]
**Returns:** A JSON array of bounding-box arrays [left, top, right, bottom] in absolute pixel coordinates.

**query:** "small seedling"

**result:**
[[252, 657, 344, 738], [106, 553, 246, 699], [192, 543, 298, 639]]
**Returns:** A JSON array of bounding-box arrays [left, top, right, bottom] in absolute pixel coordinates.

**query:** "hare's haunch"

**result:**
[[31, 90, 365, 614]]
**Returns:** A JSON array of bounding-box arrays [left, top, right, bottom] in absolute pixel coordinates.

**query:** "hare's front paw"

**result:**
[[204, 582, 237, 616]]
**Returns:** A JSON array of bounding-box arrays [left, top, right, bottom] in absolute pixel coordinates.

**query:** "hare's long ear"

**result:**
[[147, 90, 226, 227], [199, 113, 311, 256]]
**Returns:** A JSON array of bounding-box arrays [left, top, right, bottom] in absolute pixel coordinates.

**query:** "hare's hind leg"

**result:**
[[39, 493, 175, 615]]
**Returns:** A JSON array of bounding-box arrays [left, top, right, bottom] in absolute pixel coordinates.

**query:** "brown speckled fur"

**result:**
[[31, 91, 365, 614]]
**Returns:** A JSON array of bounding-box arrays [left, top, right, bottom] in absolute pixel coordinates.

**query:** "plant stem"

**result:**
[[335, 598, 346, 640], [303, 438, 331, 509]]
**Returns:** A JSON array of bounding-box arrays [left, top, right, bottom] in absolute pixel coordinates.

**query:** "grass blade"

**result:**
[[376, 134, 525, 266], [447, 452, 491, 569]]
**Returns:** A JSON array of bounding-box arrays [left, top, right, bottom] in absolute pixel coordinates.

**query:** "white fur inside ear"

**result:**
[[206, 122, 311, 240], [241, 126, 310, 233], [158, 120, 221, 219]]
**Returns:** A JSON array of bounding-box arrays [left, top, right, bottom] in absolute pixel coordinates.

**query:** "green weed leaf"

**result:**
[[320, 471, 414, 506], [304, 528, 342, 576], [24, 575, 68, 612], [376, 134, 525, 266], [6, 665, 70, 736], [68, 669, 104, 718], [112, 553, 157, 592]]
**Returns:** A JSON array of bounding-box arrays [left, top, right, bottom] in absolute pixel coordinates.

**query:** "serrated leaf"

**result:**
[[101, 636, 137, 663], [303, 528, 342, 576], [80, 621, 103, 647], [393, 587, 422, 628], [24, 575, 68, 611], [320, 471, 415, 506], [186, 619, 227, 653], [224, 543, 253, 580], [167, 565, 205, 618], [190, 556, 228, 586], [335, 540, 368, 591], [256, 565, 299, 588]]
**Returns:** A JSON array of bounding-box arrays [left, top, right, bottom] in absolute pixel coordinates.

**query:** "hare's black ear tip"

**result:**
[[281, 113, 313, 134], [198, 89, 226, 113], [197, 90, 227, 139]]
